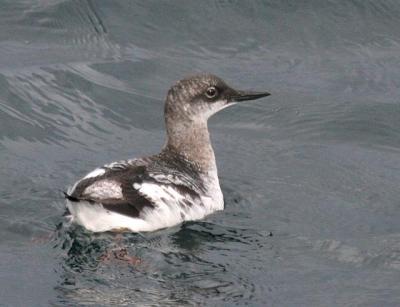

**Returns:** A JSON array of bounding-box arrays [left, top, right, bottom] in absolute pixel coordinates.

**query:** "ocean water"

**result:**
[[1, 1, 400, 306]]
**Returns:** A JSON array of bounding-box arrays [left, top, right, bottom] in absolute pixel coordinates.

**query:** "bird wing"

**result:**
[[66, 158, 203, 218]]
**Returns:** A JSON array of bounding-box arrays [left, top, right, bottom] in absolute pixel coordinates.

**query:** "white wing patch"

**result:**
[[133, 182, 212, 229], [66, 161, 225, 232], [83, 168, 106, 179], [83, 179, 122, 199]]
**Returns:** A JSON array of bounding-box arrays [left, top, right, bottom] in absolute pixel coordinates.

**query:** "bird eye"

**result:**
[[205, 86, 218, 99]]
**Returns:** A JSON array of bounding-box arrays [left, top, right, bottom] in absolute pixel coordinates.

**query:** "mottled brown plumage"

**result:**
[[65, 74, 270, 232]]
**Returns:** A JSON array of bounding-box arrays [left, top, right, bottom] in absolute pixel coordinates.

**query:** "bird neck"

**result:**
[[163, 118, 217, 172]]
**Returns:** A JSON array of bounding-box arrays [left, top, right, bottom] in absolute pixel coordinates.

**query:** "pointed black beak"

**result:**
[[230, 90, 271, 102]]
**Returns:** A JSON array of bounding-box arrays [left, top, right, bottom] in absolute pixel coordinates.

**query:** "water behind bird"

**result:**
[[1, 1, 400, 306]]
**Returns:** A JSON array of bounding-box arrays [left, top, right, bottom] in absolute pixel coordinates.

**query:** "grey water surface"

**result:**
[[1, 1, 400, 306]]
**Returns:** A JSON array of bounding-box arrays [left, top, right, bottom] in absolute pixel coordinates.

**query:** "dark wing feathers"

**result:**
[[66, 157, 203, 218]]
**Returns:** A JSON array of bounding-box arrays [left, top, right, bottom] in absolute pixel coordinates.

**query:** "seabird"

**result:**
[[65, 74, 270, 232]]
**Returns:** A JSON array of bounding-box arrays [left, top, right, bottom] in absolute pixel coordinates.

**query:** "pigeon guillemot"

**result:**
[[65, 74, 270, 232]]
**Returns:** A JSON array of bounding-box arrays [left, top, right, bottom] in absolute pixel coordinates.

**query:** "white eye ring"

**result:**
[[205, 86, 218, 99]]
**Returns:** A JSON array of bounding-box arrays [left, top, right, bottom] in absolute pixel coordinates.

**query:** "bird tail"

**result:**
[[63, 191, 80, 202]]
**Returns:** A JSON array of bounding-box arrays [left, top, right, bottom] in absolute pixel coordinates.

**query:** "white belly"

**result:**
[[67, 166, 224, 232], [66, 187, 224, 233]]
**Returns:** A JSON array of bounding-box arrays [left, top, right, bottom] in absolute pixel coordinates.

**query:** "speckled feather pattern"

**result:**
[[65, 74, 261, 232], [67, 152, 223, 232]]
